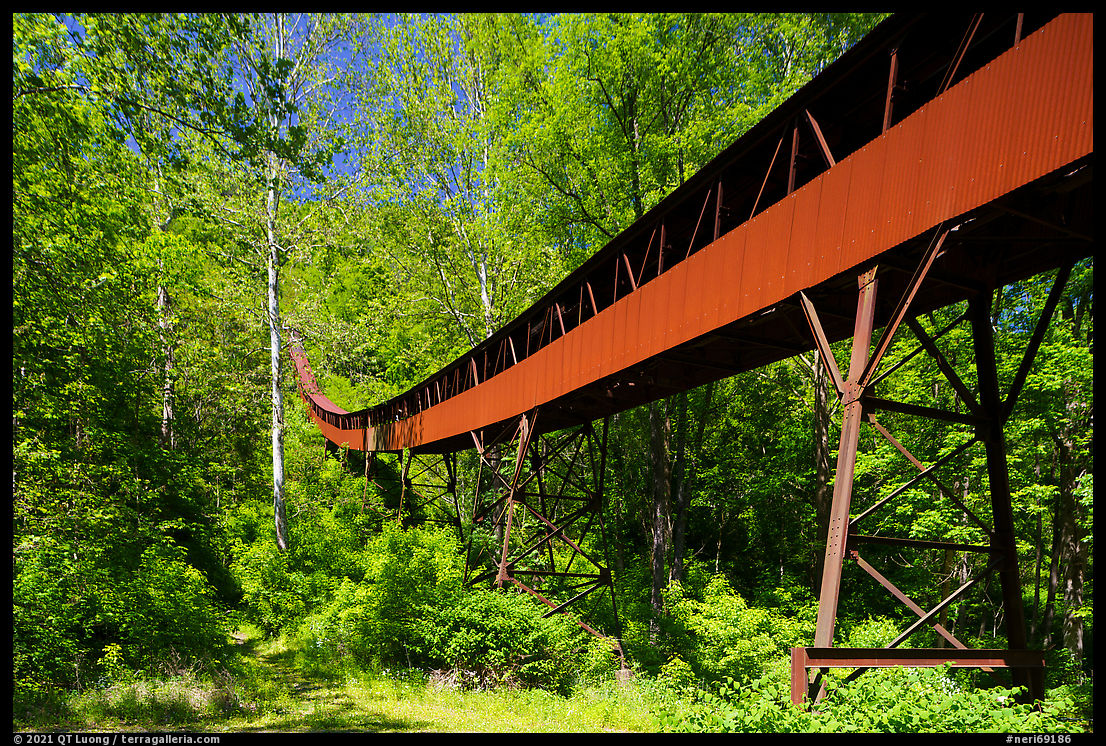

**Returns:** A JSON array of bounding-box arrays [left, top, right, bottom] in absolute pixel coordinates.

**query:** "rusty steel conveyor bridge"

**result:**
[[290, 12, 1093, 704]]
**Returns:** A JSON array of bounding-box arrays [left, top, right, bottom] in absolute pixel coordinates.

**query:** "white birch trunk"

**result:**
[[269, 14, 290, 552], [157, 281, 176, 450], [268, 180, 288, 552]]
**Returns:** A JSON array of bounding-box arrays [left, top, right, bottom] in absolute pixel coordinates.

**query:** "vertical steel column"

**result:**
[[968, 293, 1041, 701], [813, 267, 879, 650], [787, 119, 800, 194], [594, 416, 626, 663], [793, 267, 1059, 706], [444, 451, 463, 536], [396, 449, 410, 527], [496, 411, 535, 587], [362, 429, 371, 511]]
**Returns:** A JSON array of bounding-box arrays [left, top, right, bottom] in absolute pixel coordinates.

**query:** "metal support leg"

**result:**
[[397, 449, 409, 526], [813, 267, 879, 650], [968, 293, 1041, 702], [497, 411, 534, 587]]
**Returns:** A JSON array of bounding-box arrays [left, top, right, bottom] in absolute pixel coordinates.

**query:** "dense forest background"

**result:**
[[12, 13, 1092, 732]]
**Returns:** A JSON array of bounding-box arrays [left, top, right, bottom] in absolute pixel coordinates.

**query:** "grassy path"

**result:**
[[218, 635, 434, 731], [14, 631, 661, 733], [221, 634, 657, 732]]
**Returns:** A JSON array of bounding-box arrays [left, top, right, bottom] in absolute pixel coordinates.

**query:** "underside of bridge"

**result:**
[[291, 12, 1093, 703]]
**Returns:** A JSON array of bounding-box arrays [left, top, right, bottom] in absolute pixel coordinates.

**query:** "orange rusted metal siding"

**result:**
[[297, 13, 1092, 454]]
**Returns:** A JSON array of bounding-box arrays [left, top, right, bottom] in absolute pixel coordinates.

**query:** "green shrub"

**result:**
[[841, 615, 901, 648], [298, 524, 464, 666], [13, 535, 87, 690], [657, 665, 1085, 733], [231, 539, 311, 635], [116, 544, 227, 670], [297, 524, 613, 694], [412, 587, 591, 694], [14, 532, 227, 691], [660, 575, 810, 686]]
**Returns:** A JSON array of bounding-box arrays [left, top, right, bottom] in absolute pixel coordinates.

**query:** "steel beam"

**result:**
[[799, 647, 1045, 668], [792, 646, 1044, 704], [882, 47, 898, 132], [1001, 263, 1074, 423], [851, 551, 976, 653], [968, 293, 1042, 701], [799, 291, 845, 397], [848, 437, 976, 527], [813, 267, 878, 650]]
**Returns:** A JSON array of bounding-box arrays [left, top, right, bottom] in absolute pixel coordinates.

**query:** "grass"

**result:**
[[12, 627, 664, 733], [14, 629, 1091, 734]]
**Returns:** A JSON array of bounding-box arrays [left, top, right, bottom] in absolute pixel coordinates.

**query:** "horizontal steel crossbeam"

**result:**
[[794, 647, 1045, 668], [790, 647, 1044, 705]]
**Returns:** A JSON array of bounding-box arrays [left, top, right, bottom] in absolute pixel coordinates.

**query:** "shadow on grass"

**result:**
[[227, 643, 435, 731], [16, 679, 434, 733], [233, 709, 434, 732], [12, 690, 78, 732], [15, 636, 439, 733]]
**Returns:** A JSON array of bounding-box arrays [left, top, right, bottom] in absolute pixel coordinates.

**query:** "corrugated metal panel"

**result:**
[[740, 211, 770, 320], [842, 136, 886, 268], [701, 226, 725, 333], [684, 240, 712, 337], [610, 290, 628, 374], [814, 155, 853, 278], [629, 287, 647, 366], [659, 251, 686, 353], [718, 224, 747, 322], [863, 133, 893, 258], [565, 309, 580, 395], [787, 176, 823, 290], [882, 108, 926, 249], [765, 194, 796, 301], [592, 298, 613, 388]]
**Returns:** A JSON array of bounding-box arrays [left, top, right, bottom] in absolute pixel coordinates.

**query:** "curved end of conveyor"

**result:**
[[289, 330, 385, 452]]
